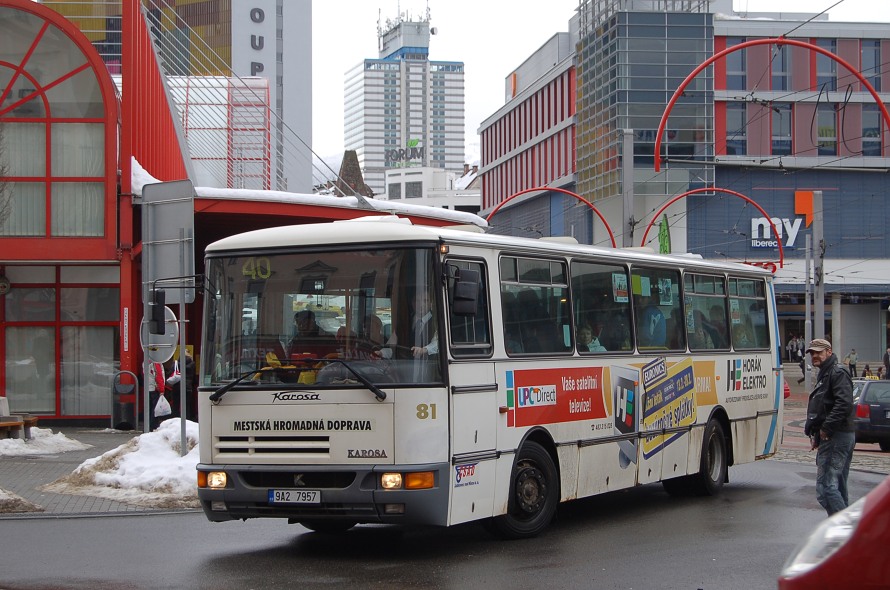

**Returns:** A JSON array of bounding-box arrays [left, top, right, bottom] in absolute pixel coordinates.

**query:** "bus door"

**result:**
[[444, 259, 498, 525]]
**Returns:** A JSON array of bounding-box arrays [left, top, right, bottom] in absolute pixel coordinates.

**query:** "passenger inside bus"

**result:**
[[709, 305, 729, 347], [636, 294, 666, 348], [732, 321, 755, 349], [599, 307, 632, 351], [286, 310, 337, 359], [689, 311, 716, 350], [577, 323, 607, 352]]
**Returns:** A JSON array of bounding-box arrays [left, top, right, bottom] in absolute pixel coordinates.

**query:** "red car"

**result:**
[[778, 474, 890, 589]]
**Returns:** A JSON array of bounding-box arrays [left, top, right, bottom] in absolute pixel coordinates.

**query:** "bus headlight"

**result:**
[[381, 473, 402, 489], [380, 472, 434, 490], [202, 471, 228, 489]]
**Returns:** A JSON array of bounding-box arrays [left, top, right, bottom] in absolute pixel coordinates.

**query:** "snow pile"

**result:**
[[0, 427, 93, 457], [43, 419, 201, 509]]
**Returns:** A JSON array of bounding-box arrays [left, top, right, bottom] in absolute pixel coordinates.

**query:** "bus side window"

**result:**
[[684, 273, 728, 351], [570, 260, 632, 353], [728, 277, 769, 350], [447, 260, 491, 357], [632, 268, 684, 350]]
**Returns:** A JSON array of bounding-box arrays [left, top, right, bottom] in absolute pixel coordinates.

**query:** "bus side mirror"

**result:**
[[451, 268, 480, 316], [148, 289, 166, 335]]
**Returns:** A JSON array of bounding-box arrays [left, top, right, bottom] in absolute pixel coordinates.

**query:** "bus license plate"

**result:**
[[268, 489, 320, 504]]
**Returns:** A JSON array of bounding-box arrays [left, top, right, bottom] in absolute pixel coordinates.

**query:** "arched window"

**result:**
[[0, 4, 114, 239]]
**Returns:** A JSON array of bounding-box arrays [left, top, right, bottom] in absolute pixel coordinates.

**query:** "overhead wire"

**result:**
[[633, 3, 890, 263], [141, 1, 355, 195]]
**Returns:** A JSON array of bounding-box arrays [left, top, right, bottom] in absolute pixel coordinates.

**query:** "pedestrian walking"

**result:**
[[797, 355, 807, 384], [883, 348, 890, 380], [846, 349, 858, 377], [803, 339, 855, 516]]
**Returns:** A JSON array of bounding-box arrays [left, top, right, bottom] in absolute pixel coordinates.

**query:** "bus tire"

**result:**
[[692, 419, 727, 496], [299, 520, 356, 534], [488, 441, 559, 539]]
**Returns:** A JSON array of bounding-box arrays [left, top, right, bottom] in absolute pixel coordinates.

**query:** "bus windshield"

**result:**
[[202, 246, 442, 387]]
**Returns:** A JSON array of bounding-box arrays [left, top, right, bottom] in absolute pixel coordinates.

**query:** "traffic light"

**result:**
[[148, 289, 166, 335]]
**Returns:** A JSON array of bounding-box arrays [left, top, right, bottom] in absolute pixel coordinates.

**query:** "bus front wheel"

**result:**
[[488, 441, 559, 539]]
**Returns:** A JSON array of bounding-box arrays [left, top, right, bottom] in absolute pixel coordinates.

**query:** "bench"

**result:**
[[0, 415, 38, 439], [0, 417, 24, 439], [14, 414, 39, 439]]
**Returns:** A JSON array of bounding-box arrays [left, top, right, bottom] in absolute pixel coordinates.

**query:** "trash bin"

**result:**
[[112, 372, 138, 430]]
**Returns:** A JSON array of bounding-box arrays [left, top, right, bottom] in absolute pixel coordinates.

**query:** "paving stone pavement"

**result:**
[[1, 369, 887, 518], [0, 427, 196, 519], [778, 364, 890, 475]]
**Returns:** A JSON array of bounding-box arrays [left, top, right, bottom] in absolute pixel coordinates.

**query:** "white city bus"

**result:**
[[195, 216, 783, 537]]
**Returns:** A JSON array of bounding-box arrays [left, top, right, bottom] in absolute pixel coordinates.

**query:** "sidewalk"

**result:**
[[776, 363, 890, 474], [2, 376, 888, 519], [0, 427, 195, 519]]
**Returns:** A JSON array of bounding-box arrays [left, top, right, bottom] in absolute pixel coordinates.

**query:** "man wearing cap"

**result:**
[[803, 338, 855, 516]]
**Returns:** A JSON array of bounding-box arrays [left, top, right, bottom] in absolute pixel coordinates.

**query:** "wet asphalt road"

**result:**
[[4, 459, 884, 590]]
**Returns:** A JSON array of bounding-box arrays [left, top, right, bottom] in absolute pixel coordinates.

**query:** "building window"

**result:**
[[771, 44, 791, 91], [726, 103, 747, 155], [405, 181, 423, 198], [0, 12, 108, 239], [861, 40, 881, 92], [726, 37, 746, 91], [816, 39, 837, 91], [862, 104, 882, 156], [388, 183, 401, 199], [817, 104, 837, 155], [772, 103, 792, 155]]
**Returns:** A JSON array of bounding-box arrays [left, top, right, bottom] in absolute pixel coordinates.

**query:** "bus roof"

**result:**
[[206, 216, 773, 277]]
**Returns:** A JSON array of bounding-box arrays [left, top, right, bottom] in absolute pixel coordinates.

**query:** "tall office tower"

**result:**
[[344, 11, 465, 196], [575, 0, 714, 202], [43, 0, 312, 193]]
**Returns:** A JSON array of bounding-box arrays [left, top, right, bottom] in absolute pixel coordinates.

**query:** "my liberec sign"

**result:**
[[750, 217, 803, 249], [749, 190, 813, 249]]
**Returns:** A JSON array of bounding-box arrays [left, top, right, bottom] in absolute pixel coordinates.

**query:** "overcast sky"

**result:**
[[310, 1, 889, 163]]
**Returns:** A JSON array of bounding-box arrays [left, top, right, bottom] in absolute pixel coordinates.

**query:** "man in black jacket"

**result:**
[[803, 338, 855, 515]]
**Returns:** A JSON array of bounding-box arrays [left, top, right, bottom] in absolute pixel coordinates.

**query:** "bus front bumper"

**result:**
[[196, 462, 450, 526]]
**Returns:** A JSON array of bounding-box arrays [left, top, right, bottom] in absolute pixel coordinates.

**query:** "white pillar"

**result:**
[[831, 293, 842, 353]]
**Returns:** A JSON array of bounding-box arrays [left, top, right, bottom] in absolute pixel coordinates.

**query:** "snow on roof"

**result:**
[[455, 168, 478, 190], [132, 157, 487, 228]]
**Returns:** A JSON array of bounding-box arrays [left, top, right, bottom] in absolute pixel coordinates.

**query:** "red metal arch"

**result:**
[[639, 187, 784, 270], [486, 186, 617, 248], [655, 37, 890, 172]]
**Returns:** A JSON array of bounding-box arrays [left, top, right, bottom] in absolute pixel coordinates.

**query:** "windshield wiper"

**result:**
[[208, 369, 265, 402], [208, 360, 387, 403], [322, 359, 387, 401]]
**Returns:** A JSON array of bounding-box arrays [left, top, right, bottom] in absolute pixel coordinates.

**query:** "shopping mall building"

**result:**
[[479, 0, 890, 363], [0, 0, 481, 422]]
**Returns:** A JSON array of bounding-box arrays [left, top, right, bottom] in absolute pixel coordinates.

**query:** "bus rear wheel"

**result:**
[[487, 441, 558, 539], [662, 419, 727, 497], [693, 419, 727, 496]]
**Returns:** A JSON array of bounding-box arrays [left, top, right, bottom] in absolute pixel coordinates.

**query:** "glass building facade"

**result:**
[[576, 0, 714, 201]]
